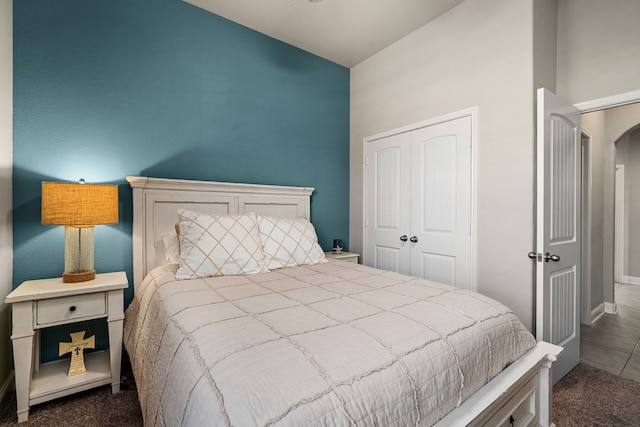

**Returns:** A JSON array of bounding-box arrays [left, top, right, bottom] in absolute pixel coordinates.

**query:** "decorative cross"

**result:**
[[59, 331, 95, 376]]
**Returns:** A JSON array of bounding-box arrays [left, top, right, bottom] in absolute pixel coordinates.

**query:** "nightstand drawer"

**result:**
[[36, 293, 106, 326]]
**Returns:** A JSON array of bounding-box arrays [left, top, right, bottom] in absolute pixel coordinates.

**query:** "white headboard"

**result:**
[[126, 176, 314, 290]]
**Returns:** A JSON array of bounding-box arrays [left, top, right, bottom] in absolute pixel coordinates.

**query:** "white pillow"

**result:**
[[161, 231, 180, 264], [176, 210, 269, 279], [258, 215, 327, 270]]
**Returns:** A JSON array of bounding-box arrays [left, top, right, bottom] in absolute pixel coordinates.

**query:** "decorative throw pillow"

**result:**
[[258, 215, 327, 270], [161, 231, 180, 264], [176, 210, 269, 279]]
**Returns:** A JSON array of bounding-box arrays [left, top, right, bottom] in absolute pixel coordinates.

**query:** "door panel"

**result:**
[[365, 132, 411, 273], [536, 88, 581, 383], [551, 267, 577, 346], [550, 114, 578, 244], [420, 135, 456, 233], [375, 247, 401, 273], [421, 252, 456, 286], [410, 118, 471, 289], [376, 147, 402, 230]]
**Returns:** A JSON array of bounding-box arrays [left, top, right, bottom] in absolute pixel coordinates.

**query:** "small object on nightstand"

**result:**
[[332, 239, 343, 254], [59, 331, 96, 376], [325, 251, 359, 263], [4, 272, 128, 423]]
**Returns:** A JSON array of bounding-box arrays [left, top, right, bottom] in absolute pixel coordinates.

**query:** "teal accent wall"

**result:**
[[13, 0, 349, 362]]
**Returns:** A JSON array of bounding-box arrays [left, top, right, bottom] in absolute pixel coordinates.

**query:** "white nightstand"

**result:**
[[324, 251, 360, 263], [4, 271, 129, 423]]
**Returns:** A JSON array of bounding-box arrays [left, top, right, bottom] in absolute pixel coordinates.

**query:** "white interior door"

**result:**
[[365, 115, 472, 289], [410, 118, 472, 288], [364, 132, 411, 273], [535, 88, 581, 383]]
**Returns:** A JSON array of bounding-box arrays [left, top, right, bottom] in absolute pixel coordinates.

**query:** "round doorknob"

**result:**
[[400, 235, 408, 242], [544, 252, 560, 262], [410, 236, 418, 243]]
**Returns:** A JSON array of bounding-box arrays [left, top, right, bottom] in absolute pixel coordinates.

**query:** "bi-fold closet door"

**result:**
[[364, 116, 472, 289]]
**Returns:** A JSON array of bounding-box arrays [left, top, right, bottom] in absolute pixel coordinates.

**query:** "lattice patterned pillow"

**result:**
[[258, 216, 327, 270], [176, 210, 269, 279]]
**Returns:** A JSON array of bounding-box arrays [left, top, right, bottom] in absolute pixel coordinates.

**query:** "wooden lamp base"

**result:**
[[63, 270, 96, 283]]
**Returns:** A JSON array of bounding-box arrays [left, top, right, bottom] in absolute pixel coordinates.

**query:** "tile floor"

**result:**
[[580, 283, 640, 382]]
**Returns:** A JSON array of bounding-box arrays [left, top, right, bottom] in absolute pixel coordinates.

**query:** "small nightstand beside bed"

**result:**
[[5, 272, 128, 423], [124, 176, 562, 427]]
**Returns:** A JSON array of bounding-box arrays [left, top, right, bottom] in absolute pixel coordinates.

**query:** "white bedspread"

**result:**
[[124, 260, 535, 426]]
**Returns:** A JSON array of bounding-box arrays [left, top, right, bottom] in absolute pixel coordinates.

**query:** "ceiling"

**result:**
[[183, 0, 466, 68]]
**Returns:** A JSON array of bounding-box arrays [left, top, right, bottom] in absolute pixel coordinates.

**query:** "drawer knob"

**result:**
[[69, 306, 77, 312]]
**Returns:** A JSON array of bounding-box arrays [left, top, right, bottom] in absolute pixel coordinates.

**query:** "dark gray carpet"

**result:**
[[1, 362, 638, 426], [0, 354, 142, 427], [553, 363, 640, 426], [0, 383, 142, 427]]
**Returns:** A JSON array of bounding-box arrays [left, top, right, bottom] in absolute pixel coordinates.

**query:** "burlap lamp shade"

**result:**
[[42, 181, 119, 282]]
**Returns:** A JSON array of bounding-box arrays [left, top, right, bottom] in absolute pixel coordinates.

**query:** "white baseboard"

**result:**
[[0, 370, 14, 405], [622, 276, 640, 285], [604, 301, 618, 315], [590, 303, 605, 324]]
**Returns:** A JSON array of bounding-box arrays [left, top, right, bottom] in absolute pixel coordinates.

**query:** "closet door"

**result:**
[[410, 117, 471, 288], [364, 132, 411, 274]]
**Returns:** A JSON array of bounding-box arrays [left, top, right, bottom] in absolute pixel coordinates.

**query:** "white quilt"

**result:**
[[124, 260, 535, 426]]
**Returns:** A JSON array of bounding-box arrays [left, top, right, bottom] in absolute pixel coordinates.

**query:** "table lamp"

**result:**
[[41, 180, 119, 283]]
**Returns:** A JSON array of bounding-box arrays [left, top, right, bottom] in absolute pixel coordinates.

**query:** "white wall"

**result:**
[[557, 0, 640, 104], [0, 0, 13, 398], [583, 103, 640, 309], [557, 0, 640, 312], [616, 135, 630, 280], [605, 104, 640, 156], [350, 0, 537, 329], [627, 130, 640, 278], [606, 105, 640, 283], [533, 0, 557, 92], [581, 111, 605, 310], [604, 103, 640, 280]]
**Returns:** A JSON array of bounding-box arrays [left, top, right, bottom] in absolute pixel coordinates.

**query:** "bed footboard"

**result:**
[[434, 341, 563, 427]]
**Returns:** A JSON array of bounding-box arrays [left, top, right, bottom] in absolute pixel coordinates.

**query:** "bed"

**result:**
[[124, 176, 562, 427]]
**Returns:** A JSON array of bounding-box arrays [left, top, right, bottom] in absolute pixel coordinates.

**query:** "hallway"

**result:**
[[581, 284, 640, 382]]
